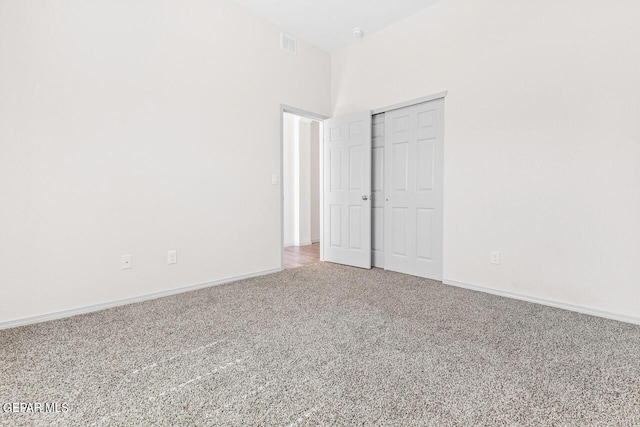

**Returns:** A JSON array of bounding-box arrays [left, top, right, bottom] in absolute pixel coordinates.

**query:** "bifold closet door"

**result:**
[[323, 111, 372, 269], [384, 99, 444, 280]]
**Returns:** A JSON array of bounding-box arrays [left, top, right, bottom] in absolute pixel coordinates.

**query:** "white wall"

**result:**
[[332, 0, 640, 319], [283, 113, 296, 247], [0, 0, 330, 324], [309, 121, 320, 242], [295, 119, 312, 246]]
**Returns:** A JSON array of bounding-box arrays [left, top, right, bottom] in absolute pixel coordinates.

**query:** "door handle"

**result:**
[[362, 195, 370, 201]]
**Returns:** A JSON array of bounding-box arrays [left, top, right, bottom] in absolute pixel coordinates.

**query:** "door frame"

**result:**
[[280, 105, 328, 271], [372, 91, 448, 115]]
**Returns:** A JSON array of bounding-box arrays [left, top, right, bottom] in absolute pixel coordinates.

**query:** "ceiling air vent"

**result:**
[[280, 33, 297, 55]]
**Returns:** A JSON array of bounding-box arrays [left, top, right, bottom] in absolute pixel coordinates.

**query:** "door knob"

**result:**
[[362, 195, 370, 201]]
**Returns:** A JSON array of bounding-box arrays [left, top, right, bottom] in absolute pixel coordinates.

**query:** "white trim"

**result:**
[[318, 121, 325, 262], [443, 279, 640, 326], [0, 268, 282, 330], [372, 91, 448, 115], [281, 105, 329, 121], [280, 107, 285, 271], [285, 242, 314, 248]]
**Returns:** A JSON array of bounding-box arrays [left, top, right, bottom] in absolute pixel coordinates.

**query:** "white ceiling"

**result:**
[[229, 0, 443, 52]]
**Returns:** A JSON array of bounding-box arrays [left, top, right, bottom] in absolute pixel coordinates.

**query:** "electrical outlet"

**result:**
[[168, 250, 177, 265], [271, 174, 279, 185], [490, 251, 500, 265], [121, 255, 132, 269]]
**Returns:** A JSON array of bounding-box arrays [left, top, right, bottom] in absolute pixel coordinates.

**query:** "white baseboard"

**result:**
[[311, 239, 320, 244], [443, 279, 640, 326], [0, 267, 282, 330], [285, 242, 314, 247]]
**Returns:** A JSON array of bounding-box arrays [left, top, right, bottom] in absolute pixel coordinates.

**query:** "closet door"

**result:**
[[384, 99, 444, 280], [323, 111, 372, 269]]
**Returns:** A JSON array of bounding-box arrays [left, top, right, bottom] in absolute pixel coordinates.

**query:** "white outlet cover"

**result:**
[[168, 250, 177, 265], [490, 251, 500, 265], [271, 174, 279, 185]]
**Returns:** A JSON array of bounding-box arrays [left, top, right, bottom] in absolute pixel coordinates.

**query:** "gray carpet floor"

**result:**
[[1, 263, 640, 426]]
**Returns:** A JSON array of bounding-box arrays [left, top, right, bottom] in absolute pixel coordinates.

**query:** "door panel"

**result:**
[[416, 208, 434, 260], [384, 99, 444, 280], [330, 150, 342, 190], [391, 207, 408, 256], [392, 142, 409, 191], [330, 205, 342, 247], [323, 111, 372, 269]]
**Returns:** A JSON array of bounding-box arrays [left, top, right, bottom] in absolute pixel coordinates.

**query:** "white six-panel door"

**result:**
[[384, 99, 444, 280], [323, 111, 372, 269]]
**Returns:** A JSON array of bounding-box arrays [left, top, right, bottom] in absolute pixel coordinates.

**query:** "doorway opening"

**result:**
[[281, 108, 325, 269]]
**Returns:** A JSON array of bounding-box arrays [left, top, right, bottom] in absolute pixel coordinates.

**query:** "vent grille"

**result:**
[[280, 33, 297, 55]]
